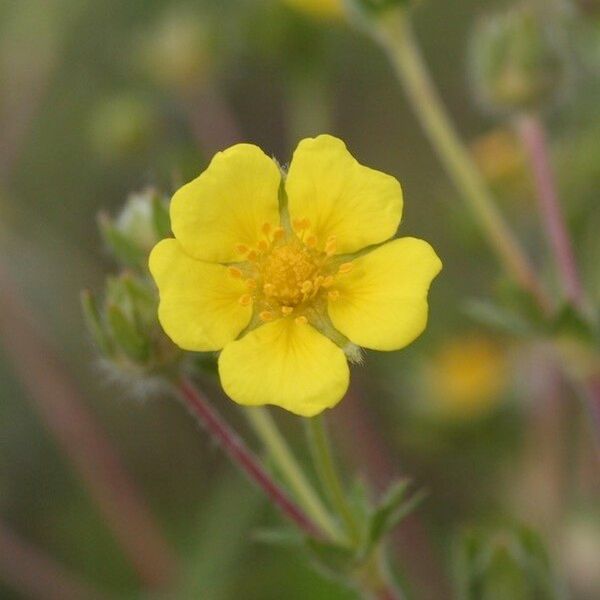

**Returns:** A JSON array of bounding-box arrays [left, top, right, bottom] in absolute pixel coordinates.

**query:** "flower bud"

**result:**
[[89, 94, 158, 161], [81, 272, 181, 379], [135, 9, 213, 91], [99, 188, 170, 270], [469, 6, 567, 114], [455, 523, 560, 597]]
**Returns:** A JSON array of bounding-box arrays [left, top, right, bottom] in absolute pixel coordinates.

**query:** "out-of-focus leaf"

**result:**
[[152, 193, 171, 239], [98, 212, 147, 269], [80, 290, 113, 356], [305, 538, 357, 583], [107, 303, 150, 363], [464, 299, 535, 337]]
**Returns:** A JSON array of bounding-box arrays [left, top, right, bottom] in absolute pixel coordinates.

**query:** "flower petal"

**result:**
[[171, 144, 281, 262], [285, 135, 403, 254], [218, 319, 349, 417], [328, 237, 442, 351], [149, 239, 252, 351]]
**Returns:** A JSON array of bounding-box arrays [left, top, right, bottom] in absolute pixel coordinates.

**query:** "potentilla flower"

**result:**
[[150, 135, 441, 416]]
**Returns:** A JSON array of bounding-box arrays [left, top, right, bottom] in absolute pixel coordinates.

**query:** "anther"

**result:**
[[227, 266, 243, 278], [293, 218, 309, 231], [328, 290, 340, 301], [338, 262, 354, 274], [295, 316, 308, 325], [261, 223, 272, 236], [236, 244, 249, 255], [246, 279, 257, 290], [301, 280, 313, 294], [238, 294, 253, 306], [281, 306, 294, 316], [247, 250, 258, 262], [273, 227, 285, 240], [306, 235, 317, 247], [325, 236, 337, 256], [257, 240, 269, 252], [322, 275, 335, 288], [263, 283, 275, 296], [259, 310, 275, 321]]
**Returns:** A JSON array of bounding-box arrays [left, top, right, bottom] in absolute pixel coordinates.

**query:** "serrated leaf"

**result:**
[[80, 290, 113, 356], [98, 212, 146, 269], [107, 304, 150, 363]]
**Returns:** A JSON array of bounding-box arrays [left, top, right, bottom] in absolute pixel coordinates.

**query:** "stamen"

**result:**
[[301, 280, 313, 294], [306, 235, 317, 248], [259, 310, 275, 321], [338, 262, 354, 274], [293, 217, 309, 231], [238, 294, 253, 306], [236, 243, 249, 255], [257, 240, 269, 252], [328, 290, 340, 301], [227, 266, 243, 278], [246, 250, 258, 262], [272, 227, 285, 241], [281, 306, 293, 316], [263, 283, 275, 296], [325, 236, 337, 256], [261, 223, 272, 236], [322, 275, 335, 288], [246, 279, 257, 290], [295, 316, 308, 325]]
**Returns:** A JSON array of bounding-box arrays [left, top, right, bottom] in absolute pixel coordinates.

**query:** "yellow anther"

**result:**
[[259, 310, 275, 321], [246, 279, 257, 290], [295, 316, 308, 325], [293, 217, 309, 231], [273, 227, 285, 240], [338, 262, 354, 274], [238, 294, 253, 306], [262, 223, 272, 236], [322, 275, 335, 288], [257, 240, 269, 252], [236, 244, 249, 254], [247, 250, 258, 262], [325, 236, 337, 255], [314, 275, 324, 288], [301, 280, 313, 294], [306, 235, 317, 247], [263, 283, 275, 295], [227, 266, 243, 278], [328, 290, 340, 301], [281, 306, 294, 316]]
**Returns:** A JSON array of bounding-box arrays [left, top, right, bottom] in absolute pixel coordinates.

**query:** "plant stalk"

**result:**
[[245, 407, 341, 541], [369, 12, 550, 313], [176, 377, 322, 538], [516, 113, 584, 308]]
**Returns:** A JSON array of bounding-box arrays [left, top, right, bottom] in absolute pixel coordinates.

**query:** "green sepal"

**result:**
[[151, 193, 171, 239], [98, 212, 147, 270], [107, 303, 150, 363], [80, 290, 114, 357]]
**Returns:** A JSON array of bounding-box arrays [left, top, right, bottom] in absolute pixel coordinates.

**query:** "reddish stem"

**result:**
[[0, 520, 108, 600], [176, 377, 322, 538], [517, 114, 584, 308], [0, 265, 177, 590]]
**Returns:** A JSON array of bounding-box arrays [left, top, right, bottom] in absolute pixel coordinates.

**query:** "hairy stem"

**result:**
[[305, 415, 362, 545], [176, 377, 322, 538], [517, 113, 584, 308], [245, 407, 341, 541], [368, 12, 550, 313]]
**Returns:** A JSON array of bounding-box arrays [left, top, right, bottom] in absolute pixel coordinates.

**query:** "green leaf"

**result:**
[[252, 527, 304, 549], [98, 212, 146, 269], [367, 480, 426, 550], [463, 299, 535, 337], [80, 290, 113, 356], [548, 304, 598, 345], [305, 538, 357, 583], [107, 303, 150, 363]]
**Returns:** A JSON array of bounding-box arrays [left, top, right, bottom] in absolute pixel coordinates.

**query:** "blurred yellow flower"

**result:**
[[150, 135, 441, 416], [425, 336, 507, 420], [283, 0, 344, 19]]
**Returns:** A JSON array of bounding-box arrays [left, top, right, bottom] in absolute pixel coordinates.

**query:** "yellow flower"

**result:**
[[150, 135, 441, 416], [424, 336, 507, 420], [283, 0, 344, 20]]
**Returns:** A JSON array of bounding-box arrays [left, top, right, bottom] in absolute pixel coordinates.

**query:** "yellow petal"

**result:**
[[285, 135, 403, 254], [149, 239, 252, 351], [171, 144, 281, 263], [328, 237, 442, 351], [218, 319, 349, 417]]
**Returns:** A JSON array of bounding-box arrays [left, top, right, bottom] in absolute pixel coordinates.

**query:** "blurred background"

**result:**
[[1, 0, 599, 598]]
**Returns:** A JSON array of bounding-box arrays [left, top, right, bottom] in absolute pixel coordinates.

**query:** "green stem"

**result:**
[[245, 407, 342, 542], [305, 415, 362, 546], [368, 11, 550, 314]]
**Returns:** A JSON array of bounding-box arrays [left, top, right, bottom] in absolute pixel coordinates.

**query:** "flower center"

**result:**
[[228, 220, 353, 324]]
